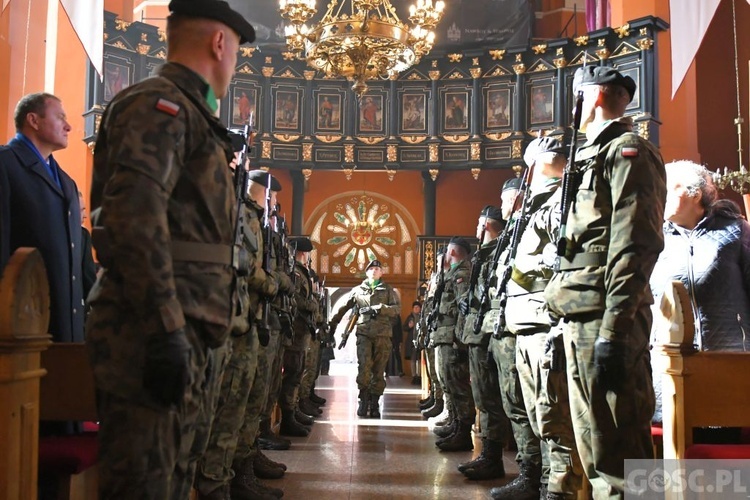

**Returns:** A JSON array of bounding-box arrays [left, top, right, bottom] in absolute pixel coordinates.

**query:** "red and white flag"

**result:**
[[60, 0, 104, 78], [669, 0, 721, 99], [586, 0, 610, 32]]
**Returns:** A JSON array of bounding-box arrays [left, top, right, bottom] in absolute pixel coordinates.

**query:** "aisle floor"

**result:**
[[264, 361, 520, 499]]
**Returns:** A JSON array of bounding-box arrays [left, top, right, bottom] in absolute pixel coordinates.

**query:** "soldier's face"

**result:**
[[216, 29, 240, 98], [476, 217, 487, 239], [32, 98, 71, 152], [577, 86, 599, 132], [500, 189, 518, 221], [366, 267, 383, 280]]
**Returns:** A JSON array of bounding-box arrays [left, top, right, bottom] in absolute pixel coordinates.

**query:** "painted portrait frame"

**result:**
[[619, 66, 641, 111], [316, 93, 343, 133], [401, 93, 427, 133], [358, 94, 385, 134], [103, 60, 131, 103], [231, 86, 258, 127], [443, 90, 470, 131], [529, 83, 555, 125], [273, 89, 301, 132], [486, 88, 511, 129]]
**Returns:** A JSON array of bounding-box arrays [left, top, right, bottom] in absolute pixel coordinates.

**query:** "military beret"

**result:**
[[480, 204, 504, 221], [247, 169, 282, 191], [169, 0, 256, 44], [366, 259, 383, 271], [523, 136, 566, 167], [289, 236, 313, 252], [573, 65, 636, 103], [502, 177, 522, 193], [448, 236, 471, 255], [412, 301, 422, 307]]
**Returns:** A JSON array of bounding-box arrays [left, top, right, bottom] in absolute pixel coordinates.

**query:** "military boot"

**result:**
[[418, 393, 435, 410], [421, 397, 444, 419], [294, 407, 314, 426], [279, 409, 309, 437], [369, 394, 381, 418], [258, 419, 291, 451], [255, 441, 287, 471], [196, 484, 230, 500], [433, 418, 457, 438], [436, 421, 473, 452], [299, 397, 323, 416], [357, 390, 370, 417], [546, 492, 571, 500], [309, 390, 327, 406], [253, 449, 285, 479], [461, 439, 505, 480], [230, 457, 284, 499], [488, 461, 542, 500]]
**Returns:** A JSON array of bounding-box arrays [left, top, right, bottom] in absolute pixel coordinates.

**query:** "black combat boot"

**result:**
[[258, 419, 291, 450], [255, 441, 287, 471], [457, 437, 488, 472], [419, 393, 435, 409], [488, 461, 542, 500], [279, 409, 309, 437], [253, 449, 286, 479], [230, 457, 284, 499], [369, 394, 381, 418], [299, 397, 323, 416], [294, 407, 314, 426], [461, 439, 505, 480], [436, 421, 473, 451], [196, 484, 230, 500], [357, 390, 370, 417], [421, 398, 444, 419], [309, 390, 326, 406], [433, 418, 458, 438]]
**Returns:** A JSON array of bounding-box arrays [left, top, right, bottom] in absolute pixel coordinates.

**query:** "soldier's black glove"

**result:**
[[458, 298, 470, 316], [329, 321, 339, 333], [543, 332, 566, 372], [143, 328, 193, 407], [593, 336, 628, 393]]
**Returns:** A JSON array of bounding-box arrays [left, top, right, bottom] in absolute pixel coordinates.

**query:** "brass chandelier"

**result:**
[[279, 0, 445, 97]]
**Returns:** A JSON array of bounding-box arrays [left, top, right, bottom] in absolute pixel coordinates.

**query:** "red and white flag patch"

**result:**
[[155, 98, 180, 116], [456, 278, 464, 284], [621, 146, 639, 157]]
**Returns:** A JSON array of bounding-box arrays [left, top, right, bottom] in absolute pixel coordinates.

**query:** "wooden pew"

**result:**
[[652, 280, 750, 460]]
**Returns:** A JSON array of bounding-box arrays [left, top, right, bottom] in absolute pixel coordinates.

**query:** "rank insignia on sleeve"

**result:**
[[155, 98, 181, 116], [621, 146, 639, 157]]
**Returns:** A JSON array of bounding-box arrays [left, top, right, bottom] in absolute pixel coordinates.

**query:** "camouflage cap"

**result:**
[[289, 236, 313, 252], [169, 0, 256, 44], [523, 136, 566, 167], [573, 65, 636, 103], [502, 177, 522, 192], [480, 204, 504, 221], [247, 169, 282, 191], [366, 259, 383, 271], [448, 236, 471, 255]]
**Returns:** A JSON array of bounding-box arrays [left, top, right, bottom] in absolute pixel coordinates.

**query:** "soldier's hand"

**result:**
[[542, 332, 566, 372], [328, 321, 339, 333], [143, 328, 193, 407], [458, 298, 470, 316], [593, 336, 628, 393]]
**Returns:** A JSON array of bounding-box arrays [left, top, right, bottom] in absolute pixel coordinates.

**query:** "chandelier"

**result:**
[[279, 0, 445, 97]]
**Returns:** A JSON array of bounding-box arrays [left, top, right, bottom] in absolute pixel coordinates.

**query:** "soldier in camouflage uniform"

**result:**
[[419, 252, 446, 416], [195, 170, 281, 500], [278, 237, 318, 436], [329, 259, 401, 418], [298, 271, 326, 416], [85, 2, 256, 497], [431, 238, 475, 451], [492, 137, 583, 500], [545, 66, 665, 498]]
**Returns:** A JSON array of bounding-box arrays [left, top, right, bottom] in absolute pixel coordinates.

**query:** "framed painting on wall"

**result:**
[[486, 89, 511, 129], [402, 94, 426, 132], [316, 93, 342, 131], [103, 60, 131, 102], [359, 95, 384, 133], [529, 84, 554, 125], [619, 67, 641, 111], [231, 86, 257, 126], [444, 91, 469, 130], [274, 90, 300, 130]]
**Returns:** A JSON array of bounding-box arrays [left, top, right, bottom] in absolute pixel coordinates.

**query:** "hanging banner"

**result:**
[[231, 0, 532, 49], [668, 0, 721, 99], [586, 0, 610, 32], [2, 0, 10, 11], [60, 0, 104, 78]]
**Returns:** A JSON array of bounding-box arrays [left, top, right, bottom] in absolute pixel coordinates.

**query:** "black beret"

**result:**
[[412, 301, 422, 307], [524, 136, 566, 167], [502, 177, 522, 192], [573, 65, 636, 103], [366, 259, 383, 271], [247, 169, 282, 192], [289, 236, 313, 252], [480, 204, 504, 221], [448, 236, 471, 255], [169, 0, 256, 44]]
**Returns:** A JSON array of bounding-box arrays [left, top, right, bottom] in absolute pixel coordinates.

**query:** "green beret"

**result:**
[[168, 0, 256, 44], [573, 65, 636, 103], [448, 236, 471, 255], [480, 205, 504, 221], [501, 178, 521, 193], [524, 136, 566, 167]]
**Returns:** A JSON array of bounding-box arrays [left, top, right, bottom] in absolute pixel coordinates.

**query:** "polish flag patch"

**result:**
[[621, 146, 639, 157], [155, 98, 181, 116], [456, 278, 464, 284]]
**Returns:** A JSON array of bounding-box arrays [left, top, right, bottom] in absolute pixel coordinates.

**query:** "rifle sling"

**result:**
[[556, 251, 607, 271]]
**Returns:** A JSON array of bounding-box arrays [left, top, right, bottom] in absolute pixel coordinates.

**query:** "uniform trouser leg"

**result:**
[[235, 329, 280, 461], [411, 348, 421, 378], [489, 334, 542, 466], [425, 346, 443, 399], [563, 309, 655, 499], [434, 343, 450, 401], [262, 332, 286, 423], [516, 332, 582, 496], [468, 343, 511, 444], [436, 344, 475, 424], [279, 333, 310, 410], [194, 332, 258, 495], [355, 335, 391, 396], [299, 337, 321, 399]]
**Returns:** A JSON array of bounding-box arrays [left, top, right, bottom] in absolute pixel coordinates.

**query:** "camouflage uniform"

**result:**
[[434, 259, 475, 426], [87, 62, 236, 499], [420, 271, 443, 400], [299, 288, 324, 402], [505, 180, 583, 496], [461, 240, 512, 448], [545, 117, 666, 498], [330, 278, 401, 398]]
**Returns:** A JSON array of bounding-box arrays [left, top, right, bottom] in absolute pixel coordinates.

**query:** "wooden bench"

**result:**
[[652, 280, 750, 460]]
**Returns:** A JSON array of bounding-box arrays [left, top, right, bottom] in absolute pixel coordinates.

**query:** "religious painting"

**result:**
[[274, 90, 299, 130], [486, 89, 511, 129], [231, 86, 257, 126], [316, 93, 342, 132], [103, 60, 130, 102], [444, 91, 469, 130], [358, 95, 384, 133], [402, 94, 426, 132], [619, 67, 641, 111], [529, 84, 554, 125]]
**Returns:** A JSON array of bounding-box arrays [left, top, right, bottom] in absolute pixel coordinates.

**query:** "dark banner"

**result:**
[[229, 0, 533, 49]]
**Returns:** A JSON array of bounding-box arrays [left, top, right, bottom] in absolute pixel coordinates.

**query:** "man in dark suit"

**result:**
[[0, 92, 83, 342]]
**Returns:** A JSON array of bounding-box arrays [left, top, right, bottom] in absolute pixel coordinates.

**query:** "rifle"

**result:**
[[338, 306, 359, 349], [493, 163, 536, 338], [231, 112, 254, 278], [257, 172, 274, 347], [426, 252, 446, 339], [556, 90, 584, 260], [463, 224, 486, 314], [472, 221, 515, 335]]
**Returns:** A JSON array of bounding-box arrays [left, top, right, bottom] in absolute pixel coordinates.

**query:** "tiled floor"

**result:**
[[263, 361, 519, 499]]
